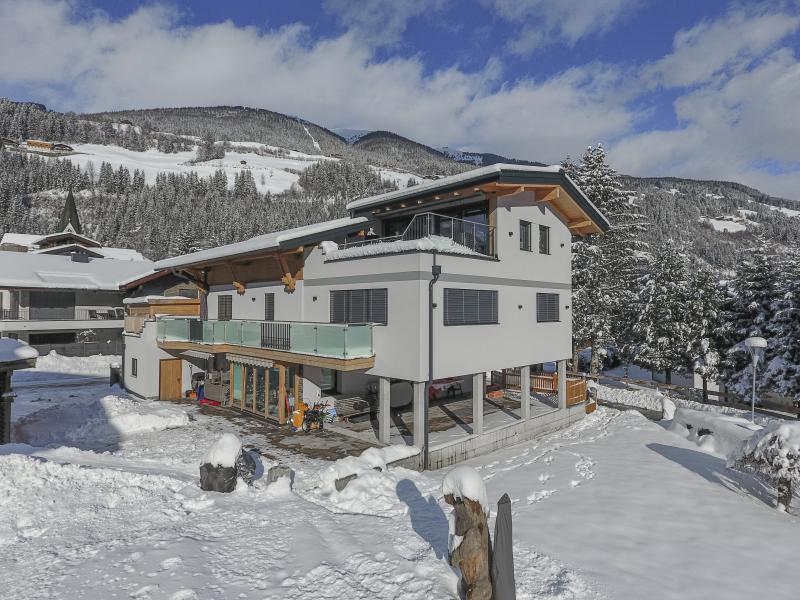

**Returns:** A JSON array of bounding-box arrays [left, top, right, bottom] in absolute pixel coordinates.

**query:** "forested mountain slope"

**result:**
[[1, 98, 798, 269]]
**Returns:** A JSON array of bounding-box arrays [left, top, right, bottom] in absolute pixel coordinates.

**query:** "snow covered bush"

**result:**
[[728, 422, 800, 511]]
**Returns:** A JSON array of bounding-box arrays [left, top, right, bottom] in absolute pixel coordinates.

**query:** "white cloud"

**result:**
[[643, 5, 800, 88], [324, 0, 448, 47], [1, 0, 799, 199], [485, 0, 641, 55], [610, 6, 800, 198], [0, 0, 636, 165]]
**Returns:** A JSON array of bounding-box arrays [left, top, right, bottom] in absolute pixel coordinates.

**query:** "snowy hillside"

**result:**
[[63, 143, 334, 194]]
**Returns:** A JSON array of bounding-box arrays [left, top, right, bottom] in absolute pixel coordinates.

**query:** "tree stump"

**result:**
[[444, 494, 492, 600]]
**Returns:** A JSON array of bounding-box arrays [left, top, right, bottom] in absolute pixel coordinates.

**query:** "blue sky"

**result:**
[[2, 0, 800, 198]]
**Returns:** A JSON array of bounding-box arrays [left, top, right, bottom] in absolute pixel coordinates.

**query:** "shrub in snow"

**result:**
[[200, 433, 256, 493], [728, 422, 800, 511], [442, 466, 491, 600]]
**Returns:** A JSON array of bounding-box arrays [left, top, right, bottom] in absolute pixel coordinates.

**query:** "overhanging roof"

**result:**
[[346, 163, 610, 233], [154, 216, 369, 270]]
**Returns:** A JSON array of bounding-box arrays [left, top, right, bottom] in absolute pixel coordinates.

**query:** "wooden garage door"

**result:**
[[159, 359, 182, 401]]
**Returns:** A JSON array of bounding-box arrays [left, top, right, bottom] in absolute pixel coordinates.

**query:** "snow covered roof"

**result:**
[[0, 338, 38, 364], [0, 251, 154, 291], [346, 163, 610, 233], [0, 233, 43, 247], [154, 216, 369, 269]]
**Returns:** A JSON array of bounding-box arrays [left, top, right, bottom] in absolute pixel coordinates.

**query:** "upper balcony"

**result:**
[[1, 307, 125, 321], [155, 317, 375, 371], [326, 212, 496, 260]]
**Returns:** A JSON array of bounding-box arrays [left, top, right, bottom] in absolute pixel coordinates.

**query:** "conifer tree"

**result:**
[[567, 144, 651, 373], [687, 263, 726, 398], [631, 239, 692, 383]]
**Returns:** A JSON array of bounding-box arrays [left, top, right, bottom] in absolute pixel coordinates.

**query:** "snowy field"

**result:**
[[57, 144, 418, 195], [62, 144, 333, 194], [2, 356, 799, 599]]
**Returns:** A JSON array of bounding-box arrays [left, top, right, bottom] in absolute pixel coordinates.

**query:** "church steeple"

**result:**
[[58, 188, 82, 234]]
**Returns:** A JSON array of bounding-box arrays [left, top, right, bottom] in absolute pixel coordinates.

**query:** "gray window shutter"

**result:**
[[264, 293, 275, 321], [445, 289, 497, 325], [330, 290, 347, 323], [368, 288, 388, 324], [536, 293, 559, 322]]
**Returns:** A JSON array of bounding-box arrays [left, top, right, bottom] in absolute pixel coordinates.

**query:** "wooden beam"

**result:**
[[535, 187, 560, 203], [568, 219, 593, 230]]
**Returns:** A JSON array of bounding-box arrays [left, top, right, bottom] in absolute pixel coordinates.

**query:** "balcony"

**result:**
[[334, 212, 496, 259], [155, 318, 375, 369], [0, 307, 125, 321]]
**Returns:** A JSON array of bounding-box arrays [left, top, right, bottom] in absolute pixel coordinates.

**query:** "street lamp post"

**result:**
[[744, 336, 767, 423]]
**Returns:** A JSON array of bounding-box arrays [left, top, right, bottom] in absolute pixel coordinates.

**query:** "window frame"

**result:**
[[131, 357, 138, 378], [443, 288, 499, 326], [536, 292, 560, 323], [519, 220, 532, 252], [539, 225, 551, 255], [217, 295, 232, 321]]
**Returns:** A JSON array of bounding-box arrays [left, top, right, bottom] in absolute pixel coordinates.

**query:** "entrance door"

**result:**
[[159, 359, 183, 401]]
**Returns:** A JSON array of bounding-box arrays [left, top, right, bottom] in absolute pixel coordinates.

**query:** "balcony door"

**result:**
[[29, 291, 75, 320]]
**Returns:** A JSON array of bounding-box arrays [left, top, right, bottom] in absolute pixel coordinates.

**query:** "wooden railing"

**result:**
[[492, 368, 588, 406]]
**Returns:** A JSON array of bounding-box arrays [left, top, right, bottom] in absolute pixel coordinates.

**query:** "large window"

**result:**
[[444, 288, 498, 326], [520, 220, 532, 252], [217, 295, 232, 321], [330, 289, 388, 324], [264, 293, 275, 321], [539, 225, 551, 255], [536, 293, 560, 322]]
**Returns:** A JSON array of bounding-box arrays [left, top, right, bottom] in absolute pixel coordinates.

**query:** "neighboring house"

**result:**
[[139, 164, 609, 468], [0, 192, 153, 355]]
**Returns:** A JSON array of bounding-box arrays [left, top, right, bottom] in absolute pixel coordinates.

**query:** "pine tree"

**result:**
[[764, 249, 800, 401], [719, 240, 782, 395], [567, 145, 651, 373], [687, 263, 726, 398], [631, 239, 692, 383]]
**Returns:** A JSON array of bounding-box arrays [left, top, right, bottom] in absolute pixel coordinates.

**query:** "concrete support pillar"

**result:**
[[520, 365, 531, 419], [378, 376, 391, 445], [472, 372, 484, 435], [557, 359, 567, 409], [413, 381, 426, 448]]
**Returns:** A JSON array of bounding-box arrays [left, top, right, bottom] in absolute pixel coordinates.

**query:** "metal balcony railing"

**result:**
[[156, 317, 374, 360], [0, 307, 125, 321], [342, 211, 496, 257]]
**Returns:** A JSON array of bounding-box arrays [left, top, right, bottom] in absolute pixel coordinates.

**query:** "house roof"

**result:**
[[0, 233, 43, 247], [0, 251, 154, 291], [346, 163, 611, 233], [154, 216, 369, 270]]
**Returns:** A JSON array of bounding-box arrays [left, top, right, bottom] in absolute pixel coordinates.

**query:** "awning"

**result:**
[[181, 350, 213, 360], [226, 353, 273, 369]]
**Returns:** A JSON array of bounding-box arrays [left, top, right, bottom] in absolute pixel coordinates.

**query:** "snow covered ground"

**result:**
[[58, 143, 417, 195], [2, 358, 799, 599]]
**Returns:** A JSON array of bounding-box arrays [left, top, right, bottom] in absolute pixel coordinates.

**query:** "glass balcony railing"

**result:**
[[155, 317, 374, 360]]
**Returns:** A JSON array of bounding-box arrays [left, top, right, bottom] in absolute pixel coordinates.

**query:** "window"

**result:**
[[131, 357, 138, 377], [218, 295, 232, 321], [177, 287, 198, 299], [536, 293, 560, 322], [264, 293, 275, 321], [319, 368, 338, 393], [444, 289, 498, 326], [330, 289, 388, 324], [520, 220, 532, 251], [539, 225, 550, 255]]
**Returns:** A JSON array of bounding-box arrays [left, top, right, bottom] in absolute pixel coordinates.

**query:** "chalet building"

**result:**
[[128, 164, 609, 468], [0, 192, 168, 355]]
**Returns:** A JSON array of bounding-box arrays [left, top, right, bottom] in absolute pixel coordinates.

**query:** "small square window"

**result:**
[[536, 293, 559, 322], [539, 225, 551, 255], [520, 220, 532, 252]]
